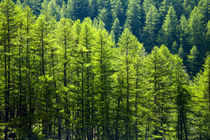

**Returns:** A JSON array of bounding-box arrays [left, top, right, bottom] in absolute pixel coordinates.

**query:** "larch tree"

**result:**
[[143, 45, 176, 139], [89, 0, 98, 20], [198, 0, 208, 23], [190, 55, 210, 139], [117, 28, 141, 139], [92, 28, 115, 139], [143, 0, 155, 14], [79, 18, 95, 139], [0, 0, 19, 139], [97, 0, 113, 31], [55, 18, 74, 140], [32, 13, 54, 138], [172, 54, 190, 140], [22, 6, 36, 139]]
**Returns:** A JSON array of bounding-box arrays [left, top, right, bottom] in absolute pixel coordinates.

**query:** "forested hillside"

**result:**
[[0, 0, 209, 139]]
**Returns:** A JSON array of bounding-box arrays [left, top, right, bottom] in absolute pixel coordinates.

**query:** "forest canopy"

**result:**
[[0, 0, 209, 139]]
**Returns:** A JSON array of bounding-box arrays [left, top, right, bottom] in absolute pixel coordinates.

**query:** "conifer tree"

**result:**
[[93, 28, 115, 139], [182, 0, 197, 18], [190, 55, 210, 139], [198, 0, 208, 23], [187, 46, 199, 77], [112, 0, 124, 26], [124, 0, 142, 39], [172, 55, 190, 140], [133, 41, 146, 140], [178, 46, 185, 60], [79, 18, 95, 139], [97, 0, 112, 31], [144, 45, 176, 139], [55, 18, 74, 140], [179, 15, 190, 53], [66, 0, 89, 20], [89, 0, 98, 20], [158, 6, 178, 48], [143, 0, 155, 14], [33, 13, 53, 138], [117, 28, 141, 139], [111, 18, 121, 43], [143, 4, 159, 51], [171, 41, 178, 54], [188, 6, 204, 51], [0, 0, 19, 138], [22, 6, 36, 139]]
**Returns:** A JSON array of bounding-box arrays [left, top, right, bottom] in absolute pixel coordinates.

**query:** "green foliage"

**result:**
[[188, 6, 204, 50], [0, 1, 208, 139], [143, 45, 176, 139], [112, 0, 124, 26], [187, 45, 199, 77], [179, 14, 190, 53], [143, 4, 159, 51], [158, 6, 178, 48], [124, 0, 142, 39], [189, 55, 210, 139], [111, 18, 121, 43], [97, 0, 112, 31]]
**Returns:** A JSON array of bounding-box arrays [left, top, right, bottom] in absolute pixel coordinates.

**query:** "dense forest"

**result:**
[[0, 0, 209, 139]]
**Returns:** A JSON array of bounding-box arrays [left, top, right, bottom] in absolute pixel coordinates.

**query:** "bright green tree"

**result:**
[[0, 0, 19, 138], [190, 55, 210, 139], [143, 45, 176, 139], [172, 54, 190, 140], [117, 28, 142, 139], [79, 18, 95, 139], [92, 28, 115, 139], [198, 0, 208, 23], [55, 18, 74, 140], [32, 13, 55, 138]]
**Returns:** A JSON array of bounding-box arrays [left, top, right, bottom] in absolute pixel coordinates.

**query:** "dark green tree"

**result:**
[[124, 0, 142, 39], [179, 15, 190, 53], [143, 4, 160, 51], [112, 0, 124, 26], [187, 45, 199, 77], [111, 18, 121, 43], [97, 0, 112, 31], [89, 0, 98, 20], [188, 6, 204, 52], [66, 0, 89, 20], [158, 6, 178, 48]]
